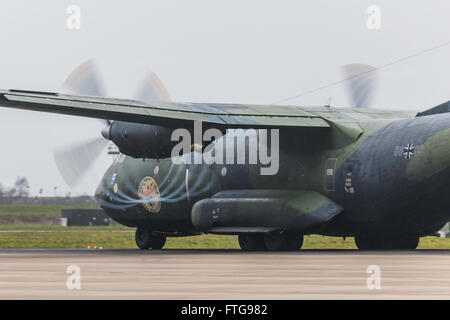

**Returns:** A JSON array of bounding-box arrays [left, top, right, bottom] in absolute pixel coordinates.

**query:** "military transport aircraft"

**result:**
[[0, 62, 449, 251]]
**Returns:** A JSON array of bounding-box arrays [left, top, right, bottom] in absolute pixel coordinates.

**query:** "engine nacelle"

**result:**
[[102, 121, 176, 159]]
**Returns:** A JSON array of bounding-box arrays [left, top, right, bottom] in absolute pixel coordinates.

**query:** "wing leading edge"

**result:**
[[0, 90, 415, 128], [0, 89, 416, 129], [0, 89, 329, 128]]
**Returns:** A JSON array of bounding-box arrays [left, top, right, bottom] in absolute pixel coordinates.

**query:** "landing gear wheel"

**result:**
[[238, 234, 266, 251], [354, 235, 374, 250], [150, 234, 167, 250], [135, 228, 152, 250], [264, 233, 303, 251], [135, 228, 166, 250], [396, 236, 419, 250], [355, 234, 419, 250]]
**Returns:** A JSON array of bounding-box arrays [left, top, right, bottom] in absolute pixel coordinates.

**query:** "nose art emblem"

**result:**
[[138, 176, 161, 213]]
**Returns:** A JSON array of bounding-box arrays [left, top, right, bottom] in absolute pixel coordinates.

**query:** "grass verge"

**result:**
[[0, 225, 448, 249], [0, 205, 448, 249]]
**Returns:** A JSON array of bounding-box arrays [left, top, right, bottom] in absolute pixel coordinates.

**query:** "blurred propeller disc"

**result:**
[[63, 59, 111, 126], [53, 137, 108, 189], [54, 60, 171, 190], [56, 59, 110, 189], [63, 59, 106, 97], [135, 71, 171, 103], [342, 64, 377, 108]]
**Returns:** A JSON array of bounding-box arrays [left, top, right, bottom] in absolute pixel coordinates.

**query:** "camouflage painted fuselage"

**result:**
[[95, 113, 450, 237]]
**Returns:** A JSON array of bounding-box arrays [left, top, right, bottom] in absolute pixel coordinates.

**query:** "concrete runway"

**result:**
[[0, 249, 449, 299]]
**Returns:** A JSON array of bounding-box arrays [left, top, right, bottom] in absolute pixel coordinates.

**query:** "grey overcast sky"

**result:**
[[0, 0, 449, 196]]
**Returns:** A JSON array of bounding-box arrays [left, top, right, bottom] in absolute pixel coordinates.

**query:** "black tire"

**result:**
[[135, 228, 167, 250], [135, 228, 152, 250], [150, 234, 167, 250], [285, 234, 304, 251], [238, 234, 266, 251], [397, 236, 419, 250], [264, 233, 303, 251], [355, 234, 419, 250]]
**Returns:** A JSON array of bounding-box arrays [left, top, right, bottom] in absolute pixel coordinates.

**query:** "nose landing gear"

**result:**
[[135, 228, 166, 250]]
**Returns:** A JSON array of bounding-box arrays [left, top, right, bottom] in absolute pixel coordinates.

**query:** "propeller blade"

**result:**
[[342, 64, 377, 108], [63, 59, 110, 126], [53, 137, 108, 189], [135, 71, 171, 102], [63, 59, 106, 97]]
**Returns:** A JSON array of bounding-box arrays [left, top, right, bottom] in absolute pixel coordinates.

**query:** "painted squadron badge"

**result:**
[[138, 176, 161, 213]]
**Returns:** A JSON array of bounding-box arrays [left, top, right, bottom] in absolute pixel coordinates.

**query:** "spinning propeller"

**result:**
[[341, 63, 378, 108], [53, 59, 170, 189]]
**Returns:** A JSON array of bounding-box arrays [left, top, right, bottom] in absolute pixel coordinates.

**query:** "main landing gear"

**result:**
[[354, 234, 419, 250], [238, 233, 303, 251], [135, 228, 166, 250]]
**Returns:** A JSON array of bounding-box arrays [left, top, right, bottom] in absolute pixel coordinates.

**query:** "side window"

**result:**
[[324, 158, 337, 191]]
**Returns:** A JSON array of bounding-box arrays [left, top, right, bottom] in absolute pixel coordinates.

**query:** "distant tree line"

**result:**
[[0, 176, 98, 207], [0, 176, 30, 198]]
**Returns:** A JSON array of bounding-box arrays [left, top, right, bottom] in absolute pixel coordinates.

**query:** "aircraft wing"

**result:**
[[0, 89, 415, 129]]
